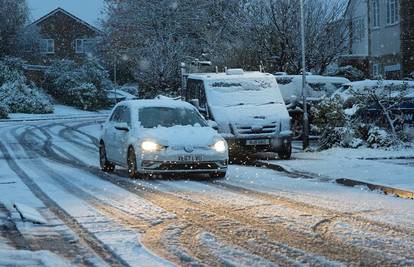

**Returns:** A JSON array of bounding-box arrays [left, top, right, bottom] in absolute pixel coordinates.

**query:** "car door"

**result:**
[[113, 106, 131, 164], [104, 106, 121, 161]]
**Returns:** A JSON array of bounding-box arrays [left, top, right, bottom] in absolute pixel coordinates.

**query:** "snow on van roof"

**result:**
[[118, 99, 194, 110], [188, 71, 274, 81]]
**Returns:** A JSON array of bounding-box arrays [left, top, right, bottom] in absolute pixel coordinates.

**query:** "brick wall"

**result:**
[[401, 0, 414, 77], [23, 10, 98, 65]]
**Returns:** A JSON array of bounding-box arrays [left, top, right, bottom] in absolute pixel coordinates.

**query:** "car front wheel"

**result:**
[[127, 147, 139, 179], [99, 142, 115, 172], [277, 142, 292, 160]]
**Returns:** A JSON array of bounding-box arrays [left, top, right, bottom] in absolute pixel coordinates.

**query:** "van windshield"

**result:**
[[139, 107, 207, 128], [206, 78, 284, 107]]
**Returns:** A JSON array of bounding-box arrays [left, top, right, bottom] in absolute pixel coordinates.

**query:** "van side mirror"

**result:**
[[114, 122, 129, 132], [207, 120, 218, 130], [190, 99, 200, 109]]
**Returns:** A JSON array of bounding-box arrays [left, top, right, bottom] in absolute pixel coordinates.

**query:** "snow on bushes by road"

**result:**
[[43, 57, 111, 111], [0, 57, 53, 118]]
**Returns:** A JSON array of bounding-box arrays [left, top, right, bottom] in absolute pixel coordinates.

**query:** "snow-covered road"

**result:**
[[0, 118, 413, 266]]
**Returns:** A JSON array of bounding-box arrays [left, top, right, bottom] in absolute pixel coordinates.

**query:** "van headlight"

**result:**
[[212, 140, 227, 153], [141, 141, 163, 152]]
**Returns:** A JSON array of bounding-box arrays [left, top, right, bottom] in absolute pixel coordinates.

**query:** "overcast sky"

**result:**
[[27, 0, 104, 27]]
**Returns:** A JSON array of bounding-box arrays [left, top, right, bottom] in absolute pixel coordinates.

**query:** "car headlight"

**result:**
[[141, 141, 163, 152], [212, 140, 226, 153]]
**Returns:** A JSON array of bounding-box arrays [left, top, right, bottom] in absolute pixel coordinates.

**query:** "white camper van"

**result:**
[[185, 69, 292, 159]]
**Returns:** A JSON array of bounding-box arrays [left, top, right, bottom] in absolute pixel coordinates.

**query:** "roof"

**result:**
[[188, 71, 274, 81], [27, 7, 101, 33]]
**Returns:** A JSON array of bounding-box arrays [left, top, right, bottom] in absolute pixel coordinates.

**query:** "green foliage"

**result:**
[[44, 58, 111, 110], [0, 57, 53, 115], [311, 97, 346, 135]]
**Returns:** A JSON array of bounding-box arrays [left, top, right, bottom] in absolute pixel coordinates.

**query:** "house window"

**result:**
[[386, 0, 399, 25], [75, 39, 95, 54], [39, 39, 54, 54], [373, 0, 380, 28]]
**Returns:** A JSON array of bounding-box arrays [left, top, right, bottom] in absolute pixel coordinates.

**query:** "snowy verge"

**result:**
[[262, 147, 414, 194], [2, 105, 110, 122]]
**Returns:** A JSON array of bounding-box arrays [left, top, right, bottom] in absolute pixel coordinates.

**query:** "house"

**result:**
[[23, 8, 100, 66], [341, 0, 413, 79]]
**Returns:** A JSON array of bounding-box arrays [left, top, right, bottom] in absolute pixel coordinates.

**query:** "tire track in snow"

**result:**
[[17, 122, 414, 267], [0, 130, 127, 267]]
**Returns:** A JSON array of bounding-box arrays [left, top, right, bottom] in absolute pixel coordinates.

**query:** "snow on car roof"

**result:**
[[118, 99, 195, 110], [343, 79, 414, 89]]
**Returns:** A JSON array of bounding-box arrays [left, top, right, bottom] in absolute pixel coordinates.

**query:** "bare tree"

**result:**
[[243, 0, 348, 74], [100, 0, 244, 96]]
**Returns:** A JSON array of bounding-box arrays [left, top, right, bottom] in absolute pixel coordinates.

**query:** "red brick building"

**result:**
[[23, 8, 100, 66]]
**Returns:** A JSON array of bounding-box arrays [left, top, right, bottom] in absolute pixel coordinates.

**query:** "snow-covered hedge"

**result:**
[[0, 57, 53, 116], [44, 58, 111, 110], [314, 96, 407, 150]]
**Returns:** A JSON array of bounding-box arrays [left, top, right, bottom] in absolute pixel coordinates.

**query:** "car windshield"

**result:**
[[139, 107, 207, 128], [207, 78, 284, 107]]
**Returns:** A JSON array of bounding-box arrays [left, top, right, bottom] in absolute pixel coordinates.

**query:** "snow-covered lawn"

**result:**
[[6, 105, 111, 121], [264, 147, 414, 192]]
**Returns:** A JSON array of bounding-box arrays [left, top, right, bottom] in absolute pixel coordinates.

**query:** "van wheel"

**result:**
[[127, 147, 139, 178], [278, 143, 292, 160], [99, 143, 115, 172]]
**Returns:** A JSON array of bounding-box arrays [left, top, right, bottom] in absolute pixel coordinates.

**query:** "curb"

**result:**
[[0, 114, 108, 123], [257, 161, 414, 200]]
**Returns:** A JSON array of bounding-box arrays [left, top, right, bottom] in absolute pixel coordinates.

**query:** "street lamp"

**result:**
[[300, 0, 310, 150]]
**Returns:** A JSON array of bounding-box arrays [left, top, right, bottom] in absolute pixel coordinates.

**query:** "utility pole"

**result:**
[[300, 0, 310, 150], [113, 57, 117, 105]]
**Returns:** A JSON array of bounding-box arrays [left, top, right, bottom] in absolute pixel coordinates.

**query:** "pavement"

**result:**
[[261, 141, 414, 199]]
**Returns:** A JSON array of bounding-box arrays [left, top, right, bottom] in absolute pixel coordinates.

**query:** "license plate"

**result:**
[[178, 155, 203, 162], [246, 139, 270, 146]]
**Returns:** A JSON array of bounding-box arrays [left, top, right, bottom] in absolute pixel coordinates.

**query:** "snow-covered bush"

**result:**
[[0, 80, 53, 114], [44, 58, 111, 110], [366, 126, 399, 148], [318, 126, 363, 150], [311, 98, 346, 135], [0, 57, 53, 115], [0, 57, 26, 84]]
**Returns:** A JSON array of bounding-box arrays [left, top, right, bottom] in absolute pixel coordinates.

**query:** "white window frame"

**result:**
[[40, 39, 54, 54], [386, 0, 399, 25], [372, 0, 380, 28], [75, 39, 95, 54]]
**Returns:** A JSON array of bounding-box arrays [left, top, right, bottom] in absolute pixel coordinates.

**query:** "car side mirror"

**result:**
[[190, 99, 200, 109], [207, 120, 218, 130], [114, 122, 129, 132]]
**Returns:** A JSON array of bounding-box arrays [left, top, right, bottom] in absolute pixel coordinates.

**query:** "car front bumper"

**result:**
[[136, 148, 228, 174], [225, 131, 292, 152]]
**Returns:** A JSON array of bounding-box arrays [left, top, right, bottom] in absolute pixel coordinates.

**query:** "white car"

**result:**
[[99, 100, 228, 178]]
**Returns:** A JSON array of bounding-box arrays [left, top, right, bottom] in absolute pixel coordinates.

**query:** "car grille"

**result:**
[[234, 122, 278, 135]]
